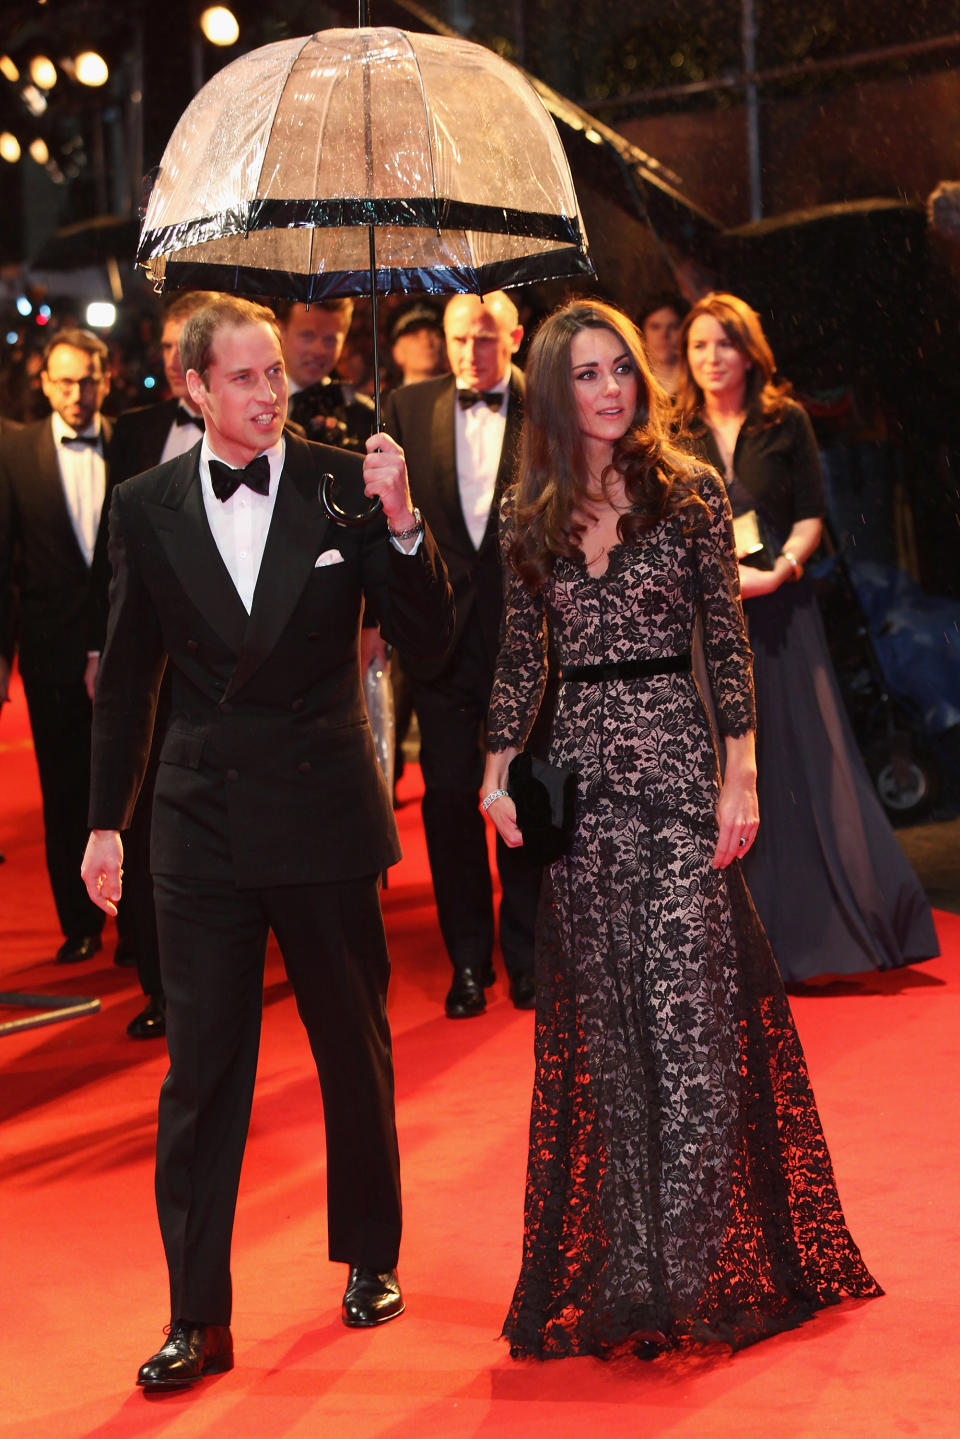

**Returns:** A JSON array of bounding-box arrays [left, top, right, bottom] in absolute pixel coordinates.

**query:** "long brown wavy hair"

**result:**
[[674, 291, 792, 428], [510, 300, 707, 592]]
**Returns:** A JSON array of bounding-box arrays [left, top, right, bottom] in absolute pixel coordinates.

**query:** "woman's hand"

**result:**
[[738, 518, 822, 600], [481, 747, 523, 848], [738, 561, 784, 598], [713, 734, 759, 868]]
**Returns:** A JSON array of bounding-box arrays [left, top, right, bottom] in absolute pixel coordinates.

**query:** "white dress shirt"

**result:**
[[51, 412, 106, 566], [199, 436, 284, 614], [454, 374, 509, 549]]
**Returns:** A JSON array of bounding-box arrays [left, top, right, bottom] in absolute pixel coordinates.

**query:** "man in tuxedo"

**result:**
[[95, 290, 219, 1038], [383, 291, 540, 1019], [277, 299, 374, 451], [81, 296, 453, 1391], [0, 330, 113, 962]]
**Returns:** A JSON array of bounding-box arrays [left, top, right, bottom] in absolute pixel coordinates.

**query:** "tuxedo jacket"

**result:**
[[108, 397, 190, 482], [383, 367, 524, 677], [0, 414, 113, 683], [87, 433, 454, 888]]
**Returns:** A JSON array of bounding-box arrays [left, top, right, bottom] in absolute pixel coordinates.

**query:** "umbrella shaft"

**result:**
[[369, 225, 381, 434]]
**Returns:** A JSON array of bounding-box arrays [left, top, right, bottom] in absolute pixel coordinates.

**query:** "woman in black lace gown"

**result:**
[[676, 292, 937, 984], [481, 300, 881, 1360]]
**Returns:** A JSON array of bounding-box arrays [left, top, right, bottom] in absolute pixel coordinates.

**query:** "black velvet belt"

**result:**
[[559, 653, 692, 683]]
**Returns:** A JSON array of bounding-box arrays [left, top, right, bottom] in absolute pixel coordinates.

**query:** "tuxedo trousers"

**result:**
[[21, 674, 105, 944], [412, 629, 540, 980], [152, 871, 402, 1325]]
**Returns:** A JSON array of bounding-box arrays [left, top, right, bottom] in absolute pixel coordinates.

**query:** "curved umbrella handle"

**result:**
[[319, 472, 383, 528]]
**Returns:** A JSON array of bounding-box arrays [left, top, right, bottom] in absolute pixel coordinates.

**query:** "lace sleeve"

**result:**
[[692, 468, 756, 738], [487, 492, 548, 752]]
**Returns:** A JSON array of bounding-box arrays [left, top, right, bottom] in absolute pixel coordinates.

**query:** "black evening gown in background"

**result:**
[[488, 472, 881, 1359], [740, 572, 938, 981], [691, 402, 938, 983]]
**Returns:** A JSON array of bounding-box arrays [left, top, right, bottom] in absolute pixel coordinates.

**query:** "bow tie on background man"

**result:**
[[175, 406, 204, 430], [60, 432, 101, 449], [457, 387, 504, 411], [209, 454, 271, 503]]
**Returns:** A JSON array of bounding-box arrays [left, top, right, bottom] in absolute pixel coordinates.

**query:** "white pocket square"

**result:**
[[315, 549, 345, 568]]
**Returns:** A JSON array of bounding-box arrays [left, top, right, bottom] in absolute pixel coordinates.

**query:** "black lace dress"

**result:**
[[488, 470, 881, 1359]]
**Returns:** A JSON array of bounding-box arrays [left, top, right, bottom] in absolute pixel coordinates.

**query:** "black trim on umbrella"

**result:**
[[138, 197, 584, 263], [151, 246, 594, 300]]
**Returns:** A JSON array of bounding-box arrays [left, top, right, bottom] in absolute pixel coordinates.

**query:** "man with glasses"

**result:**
[[0, 328, 115, 962]]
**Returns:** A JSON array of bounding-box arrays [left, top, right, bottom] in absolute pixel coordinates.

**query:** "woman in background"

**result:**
[[481, 298, 880, 1360], [676, 291, 938, 985]]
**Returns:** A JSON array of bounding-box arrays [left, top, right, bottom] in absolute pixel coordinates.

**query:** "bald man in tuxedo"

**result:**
[[383, 291, 542, 1020]]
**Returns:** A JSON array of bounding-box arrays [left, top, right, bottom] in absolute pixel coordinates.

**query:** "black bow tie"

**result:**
[[457, 387, 504, 411], [175, 407, 204, 430], [209, 454, 271, 503], [60, 432, 101, 449]]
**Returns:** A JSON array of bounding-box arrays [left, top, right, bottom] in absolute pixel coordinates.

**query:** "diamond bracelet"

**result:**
[[481, 789, 509, 813]]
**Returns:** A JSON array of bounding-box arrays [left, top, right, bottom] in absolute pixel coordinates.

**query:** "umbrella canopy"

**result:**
[[137, 26, 593, 301]]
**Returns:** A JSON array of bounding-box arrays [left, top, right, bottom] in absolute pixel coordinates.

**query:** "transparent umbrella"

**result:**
[[138, 26, 592, 306], [137, 24, 592, 521]]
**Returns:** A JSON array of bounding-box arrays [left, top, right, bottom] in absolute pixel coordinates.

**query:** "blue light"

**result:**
[[143, 375, 157, 389], [6, 330, 19, 344], [38, 304, 51, 318], [16, 296, 32, 317]]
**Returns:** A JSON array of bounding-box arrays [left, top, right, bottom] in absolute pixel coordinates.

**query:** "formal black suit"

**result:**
[[88, 432, 453, 1323], [383, 368, 541, 983], [0, 414, 114, 942]]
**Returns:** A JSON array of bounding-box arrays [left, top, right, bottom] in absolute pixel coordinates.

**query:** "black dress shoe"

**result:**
[[127, 996, 166, 1040], [137, 1321, 233, 1389], [445, 967, 486, 1018], [341, 1266, 404, 1327], [509, 971, 536, 1010], [55, 934, 102, 964]]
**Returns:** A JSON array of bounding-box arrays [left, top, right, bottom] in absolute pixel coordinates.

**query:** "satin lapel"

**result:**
[[223, 440, 332, 700], [144, 449, 249, 654], [430, 380, 475, 554]]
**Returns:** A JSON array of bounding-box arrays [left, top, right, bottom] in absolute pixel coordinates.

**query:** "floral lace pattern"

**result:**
[[490, 470, 881, 1358]]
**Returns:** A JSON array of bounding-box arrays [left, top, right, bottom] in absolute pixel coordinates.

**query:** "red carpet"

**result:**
[[1, 669, 958, 1438]]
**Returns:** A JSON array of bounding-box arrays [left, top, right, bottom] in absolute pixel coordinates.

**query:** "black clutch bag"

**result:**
[[507, 752, 577, 865], [732, 508, 776, 571]]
